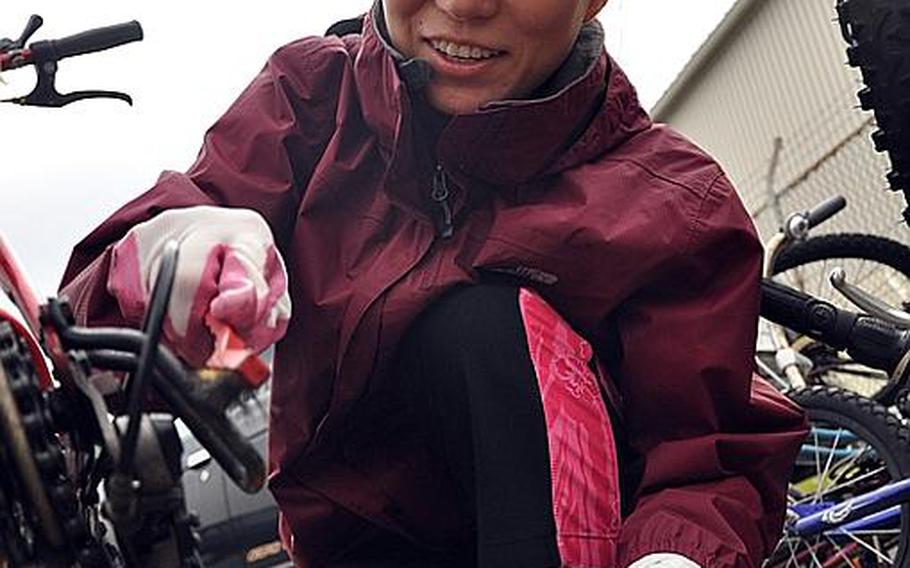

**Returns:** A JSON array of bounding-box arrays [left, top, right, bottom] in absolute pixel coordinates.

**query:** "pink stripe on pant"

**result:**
[[519, 289, 621, 568]]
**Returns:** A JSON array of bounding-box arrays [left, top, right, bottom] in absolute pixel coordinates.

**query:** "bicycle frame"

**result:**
[[790, 477, 905, 539], [780, 425, 908, 556], [0, 232, 62, 389]]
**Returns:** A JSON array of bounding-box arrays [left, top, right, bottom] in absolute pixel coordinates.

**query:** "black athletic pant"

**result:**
[[329, 285, 563, 568]]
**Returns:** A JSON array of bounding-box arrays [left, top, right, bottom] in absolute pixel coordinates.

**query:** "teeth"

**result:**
[[430, 39, 500, 60]]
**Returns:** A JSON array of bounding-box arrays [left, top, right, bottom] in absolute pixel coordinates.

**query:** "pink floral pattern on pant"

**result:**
[[519, 289, 620, 568]]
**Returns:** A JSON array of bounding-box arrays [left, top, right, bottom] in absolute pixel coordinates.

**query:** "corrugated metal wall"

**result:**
[[656, 0, 906, 242]]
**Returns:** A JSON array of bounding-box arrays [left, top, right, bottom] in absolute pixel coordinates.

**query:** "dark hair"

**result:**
[[325, 16, 365, 38]]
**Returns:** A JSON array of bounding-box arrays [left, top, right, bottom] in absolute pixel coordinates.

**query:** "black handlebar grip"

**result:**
[[848, 316, 910, 374], [29, 21, 143, 63], [761, 279, 910, 375], [761, 279, 856, 349], [805, 195, 847, 230]]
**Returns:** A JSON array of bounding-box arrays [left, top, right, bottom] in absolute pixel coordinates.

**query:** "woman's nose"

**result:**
[[434, 0, 499, 21]]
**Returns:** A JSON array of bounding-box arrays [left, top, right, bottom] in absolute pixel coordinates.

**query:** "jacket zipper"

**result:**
[[432, 164, 454, 239]]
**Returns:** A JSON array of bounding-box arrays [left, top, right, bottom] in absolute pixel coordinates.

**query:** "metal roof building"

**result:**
[[652, 0, 906, 241]]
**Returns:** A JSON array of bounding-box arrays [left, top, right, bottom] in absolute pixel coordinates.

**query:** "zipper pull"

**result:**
[[432, 165, 454, 239]]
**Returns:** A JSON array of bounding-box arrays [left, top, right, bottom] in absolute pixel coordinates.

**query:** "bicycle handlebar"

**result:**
[[1, 16, 143, 107], [28, 21, 142, 64], [805, 195, 847, 230], [761, 278, 910, 402]]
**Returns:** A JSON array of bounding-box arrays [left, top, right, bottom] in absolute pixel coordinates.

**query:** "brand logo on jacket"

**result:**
[[482, 265, 559, 286]]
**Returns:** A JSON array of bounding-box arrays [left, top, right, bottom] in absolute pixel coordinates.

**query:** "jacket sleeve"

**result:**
[[613, 174, 808, 568], [58, 38, 339, 326]]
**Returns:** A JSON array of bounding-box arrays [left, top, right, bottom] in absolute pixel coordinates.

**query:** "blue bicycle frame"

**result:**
[[786, 426, 907, 542]]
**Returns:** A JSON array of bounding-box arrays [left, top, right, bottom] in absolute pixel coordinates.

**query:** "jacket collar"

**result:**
[[354, 2, 652, 202]]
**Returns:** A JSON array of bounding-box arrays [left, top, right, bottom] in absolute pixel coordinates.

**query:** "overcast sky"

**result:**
[[0, 0, 736, 300]]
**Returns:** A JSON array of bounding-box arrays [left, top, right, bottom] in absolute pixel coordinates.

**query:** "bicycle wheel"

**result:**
[[770, 233, 910, 401], [765, 386, 910, 568], [837, 0, 910, 219]]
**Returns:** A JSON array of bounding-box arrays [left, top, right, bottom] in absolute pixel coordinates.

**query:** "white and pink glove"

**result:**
[[107, 206, 291, 378], [628, 553, 702, 568]]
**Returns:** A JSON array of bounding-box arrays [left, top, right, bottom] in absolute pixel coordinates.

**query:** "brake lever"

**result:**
[[829, 267, 910, 329], [2, 59, 132, 107]]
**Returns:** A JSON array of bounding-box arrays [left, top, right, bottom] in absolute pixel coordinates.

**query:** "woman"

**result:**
[[60, 0, 807, 566]]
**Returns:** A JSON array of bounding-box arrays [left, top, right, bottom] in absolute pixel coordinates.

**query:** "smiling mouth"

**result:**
[[428, 39, 504, 62]]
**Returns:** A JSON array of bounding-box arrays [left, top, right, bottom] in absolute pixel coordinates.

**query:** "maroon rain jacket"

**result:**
[[60, 7, 807, 567]]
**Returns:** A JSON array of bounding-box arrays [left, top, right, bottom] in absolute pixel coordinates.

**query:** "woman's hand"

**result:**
[[107, 205, 291, 367]]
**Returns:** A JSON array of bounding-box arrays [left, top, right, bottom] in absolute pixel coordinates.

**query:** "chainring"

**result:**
[[0, 320, 106, 566]]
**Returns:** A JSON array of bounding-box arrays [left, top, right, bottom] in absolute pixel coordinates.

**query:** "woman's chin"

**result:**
[[425, 85, 496, 116]]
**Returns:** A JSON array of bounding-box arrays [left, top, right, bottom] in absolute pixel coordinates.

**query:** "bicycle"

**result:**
[[0, 16, 269, 568], [760, 262, 910, 565], [753, 0, 910, 563], [760, 196, 910, 402]]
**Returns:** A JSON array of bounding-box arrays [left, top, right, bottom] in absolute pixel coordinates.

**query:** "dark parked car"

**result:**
[[180, 382, 289, 567]]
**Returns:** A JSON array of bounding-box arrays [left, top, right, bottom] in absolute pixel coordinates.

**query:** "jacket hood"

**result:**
[[355, 1, 652, 197]]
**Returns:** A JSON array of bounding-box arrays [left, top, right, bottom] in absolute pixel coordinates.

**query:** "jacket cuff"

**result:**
[[618, 510, 753, 568]]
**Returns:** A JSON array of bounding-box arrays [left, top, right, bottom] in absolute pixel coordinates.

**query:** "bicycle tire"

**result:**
[[765, 386, 910, 567], [770, 233, 910, 402], [836, 0, 910, 220], [774, 233, 910, 277]]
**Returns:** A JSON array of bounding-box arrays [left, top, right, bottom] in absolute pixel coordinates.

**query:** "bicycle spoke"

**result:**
[[793, 445, 874, 505], [831, 529, 901, 536], [823, 444, 872, 488], [789, 265, 809, 295], [783, 535, 826, 568], [843, 530, 894, 565], [784, 536, 802, 567], [795, 465, 888, 505], [815, 427, 845, 501], [812, 428, 823, 503], [855, 259, 876, 289], [817, 260, 829, 299]]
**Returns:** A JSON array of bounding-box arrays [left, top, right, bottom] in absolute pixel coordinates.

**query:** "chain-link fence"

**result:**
[[656, 0, 910, 393], [656, 0, 909, 244], [740, 98, 905, 242]]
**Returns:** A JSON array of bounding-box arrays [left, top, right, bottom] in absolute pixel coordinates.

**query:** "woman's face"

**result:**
[[383, 0, 607, 114]]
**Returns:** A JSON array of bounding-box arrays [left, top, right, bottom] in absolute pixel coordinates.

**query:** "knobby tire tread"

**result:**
[[837, 0, 910, 219], [785, 386, 910, 567]]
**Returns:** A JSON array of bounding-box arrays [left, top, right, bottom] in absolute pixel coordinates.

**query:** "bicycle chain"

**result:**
[[0, 321, 111, 567], [0, 453, 36, 566]]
